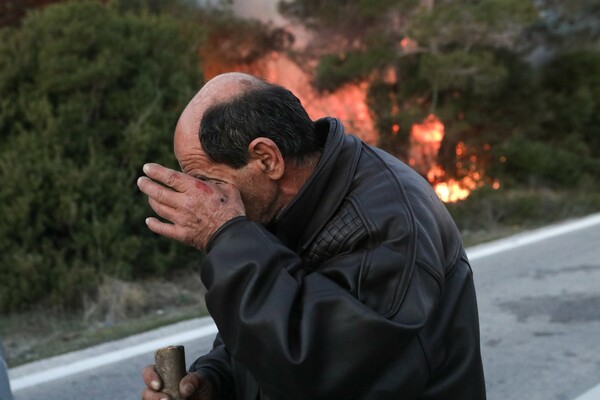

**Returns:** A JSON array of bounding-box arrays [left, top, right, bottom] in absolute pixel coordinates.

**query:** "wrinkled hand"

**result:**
[[142, 365, 213, 400], [137, 163, 245, 250]]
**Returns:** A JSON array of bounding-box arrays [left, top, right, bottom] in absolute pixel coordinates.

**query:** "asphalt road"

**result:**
[[9, 213, 600, 400], [473, 216, 600, 400]]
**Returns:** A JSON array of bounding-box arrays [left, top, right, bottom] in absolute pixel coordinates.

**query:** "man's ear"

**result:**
[[247, 138, 285, 180]]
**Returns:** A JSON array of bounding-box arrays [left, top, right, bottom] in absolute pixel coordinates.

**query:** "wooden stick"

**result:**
[[155, 345, 186, 400]]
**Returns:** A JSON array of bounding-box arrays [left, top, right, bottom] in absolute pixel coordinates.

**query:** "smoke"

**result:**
[[229, 0, 285, 25], [195, 0, 499, 201]]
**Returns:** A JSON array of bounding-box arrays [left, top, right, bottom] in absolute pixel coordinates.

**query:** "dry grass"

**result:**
[[0, 270, 208, 367]]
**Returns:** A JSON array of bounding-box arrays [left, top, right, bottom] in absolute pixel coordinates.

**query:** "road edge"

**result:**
[[9, 212, 600, 394]]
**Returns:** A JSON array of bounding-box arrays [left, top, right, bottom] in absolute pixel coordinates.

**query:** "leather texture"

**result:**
[[190, 117, 486, 400], [302, 200, 367, 271]]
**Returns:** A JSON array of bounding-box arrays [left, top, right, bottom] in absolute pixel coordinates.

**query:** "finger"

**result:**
[[137, 177, 182, 209], [145, 217, 188, 244], [180, 372, 212, 399], [141, 387, 170, 400], [142, 365, 162, 391], [147, 197, 180, 224], [143, 163, 190, 192]]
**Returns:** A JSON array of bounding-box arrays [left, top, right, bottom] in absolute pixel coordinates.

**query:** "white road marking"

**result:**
[[466, 213, 600, 261], [573, 383, 600, 400], [10, 323, 218, 391], [8, 212, 600, 393], [466, 212, 600, 400]]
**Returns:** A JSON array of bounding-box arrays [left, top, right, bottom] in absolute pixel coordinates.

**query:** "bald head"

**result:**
[[175, 72, 320, 171], [171, 72, 320, 224], [196, 72, 266, 104], [176, 73, 267, 144]]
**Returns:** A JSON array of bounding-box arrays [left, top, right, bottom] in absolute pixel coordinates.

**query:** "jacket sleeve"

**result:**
[[189, 334, 235, 400], [201, 216, 440, 400]]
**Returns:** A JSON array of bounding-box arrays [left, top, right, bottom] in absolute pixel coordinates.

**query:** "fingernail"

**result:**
[[143, 164, 150, 173], [145, 218, 151, 226], [137, 177, 143, 186], [182, 383, 194, 395], [151, 380, 160, 390]]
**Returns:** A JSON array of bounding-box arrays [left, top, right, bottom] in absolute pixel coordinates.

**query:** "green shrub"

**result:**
[[447, 186, 600, 235], [315, 44, 394, 92], [497, 135, 592, 187], [540, 51, 600, 159], [0, 1, 203, 312]]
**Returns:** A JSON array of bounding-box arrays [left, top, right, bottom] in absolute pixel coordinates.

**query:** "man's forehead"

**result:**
[[176, 106, 201, 137], [177, 73, 264, 138]]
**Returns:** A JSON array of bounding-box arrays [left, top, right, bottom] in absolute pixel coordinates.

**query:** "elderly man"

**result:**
[[138, 73, 486, 400]]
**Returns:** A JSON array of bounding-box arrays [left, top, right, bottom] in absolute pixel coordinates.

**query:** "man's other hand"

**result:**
[[142, 365, 213, 400], [137, 163, 245, 250]]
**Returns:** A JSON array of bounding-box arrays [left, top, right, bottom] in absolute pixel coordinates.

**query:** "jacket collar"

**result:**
[[267, 117, 362, 252]]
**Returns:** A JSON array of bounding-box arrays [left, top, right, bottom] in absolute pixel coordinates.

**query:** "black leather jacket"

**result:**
[[191, 118, 486, 400]]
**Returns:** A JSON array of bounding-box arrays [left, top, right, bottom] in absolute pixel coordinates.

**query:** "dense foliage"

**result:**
[[281, 0, 600, 187], [1, 0, 598, 313], [0, 1, 203, 311]]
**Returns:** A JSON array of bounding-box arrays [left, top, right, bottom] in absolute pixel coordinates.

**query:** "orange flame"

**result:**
[[409, 114, 445, 172], [399, 38, 419, 53], [203, 51, 378, 144], [409, 115, 500, 203], [200, 33, 498, 203]]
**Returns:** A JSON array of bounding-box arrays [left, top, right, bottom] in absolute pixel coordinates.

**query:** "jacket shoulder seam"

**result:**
[[360, 145, 418, 318]]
